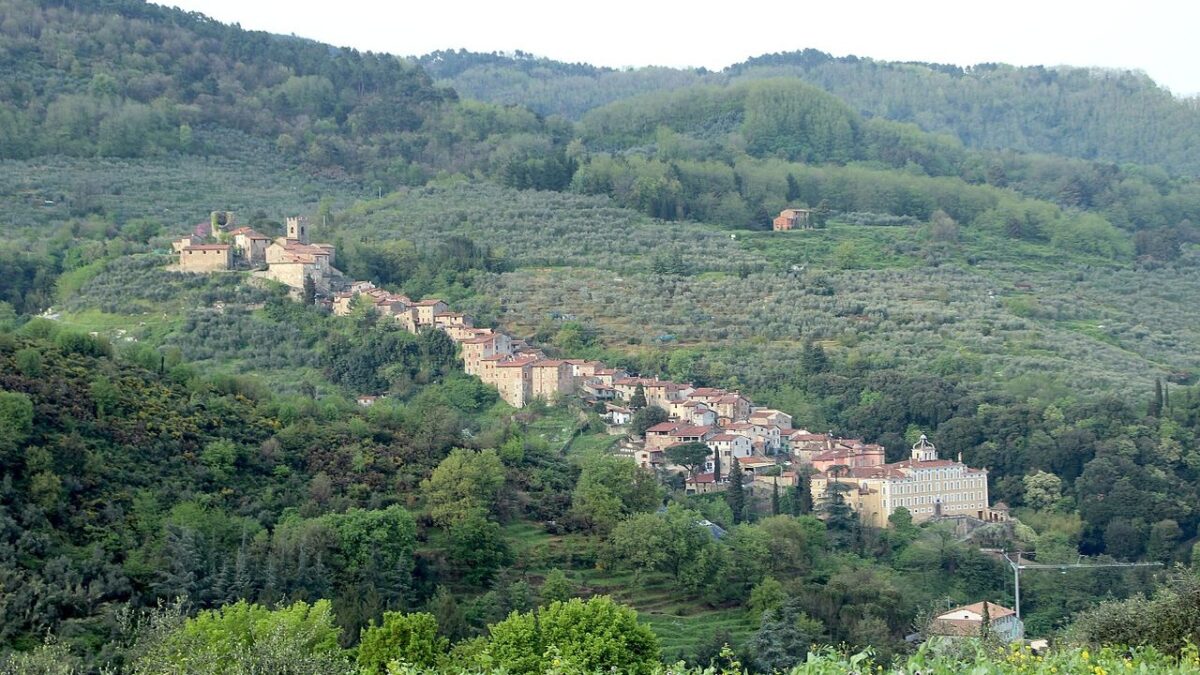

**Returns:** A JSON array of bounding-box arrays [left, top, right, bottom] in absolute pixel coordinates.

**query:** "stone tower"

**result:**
[[911, 434, 938, 462], [286, 216, 308, 244]]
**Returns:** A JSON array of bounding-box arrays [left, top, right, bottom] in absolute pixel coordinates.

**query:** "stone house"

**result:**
[[644, 421, 685, 449], [930, 602, 1023, 643], [179, 244, 233, 272], [173, 234, 202, 253], [434, 312, 472, 331], [491, 356, 538, 407], [810, 442, 885, 473], [460, 332, 511, 376], [773, 208, 812, 231], [700, 429, 748, 478], [605, 404, 633, 425], [749, 408, 793, 429], [531, 360, 574, 402], [685, 473, 727, 495], [228, 227, 271, 265], [413, 299, 450, 327]]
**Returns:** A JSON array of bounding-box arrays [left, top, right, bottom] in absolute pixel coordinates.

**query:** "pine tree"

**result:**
[[727, 458, 746, 524]]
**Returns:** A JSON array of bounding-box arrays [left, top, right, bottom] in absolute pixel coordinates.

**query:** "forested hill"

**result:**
[[422, 48, 1200, 175], [0, 0, 573, 186]]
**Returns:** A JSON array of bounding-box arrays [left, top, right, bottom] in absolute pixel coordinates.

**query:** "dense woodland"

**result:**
[[426, 48, 1200, 175], [3, 1, 1200, 672]]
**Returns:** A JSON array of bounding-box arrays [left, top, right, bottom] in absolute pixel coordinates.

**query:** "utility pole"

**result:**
[[1001, 551, 1162, 619]]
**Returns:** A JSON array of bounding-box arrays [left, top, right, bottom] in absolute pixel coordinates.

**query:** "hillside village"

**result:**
[[173, 213, 345, 294], [328, 279, 1011, 532], [167, 215, 1009, 531]]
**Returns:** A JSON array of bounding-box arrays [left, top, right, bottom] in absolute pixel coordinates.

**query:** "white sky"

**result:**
[[166, 0, 1200, 96]]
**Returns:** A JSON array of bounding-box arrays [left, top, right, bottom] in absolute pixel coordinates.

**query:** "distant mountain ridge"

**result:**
[[420, 48, 1200, 176]]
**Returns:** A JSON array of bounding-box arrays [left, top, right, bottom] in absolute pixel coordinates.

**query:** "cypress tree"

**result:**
[[1150, 377, 1164, 417], [771, 481, 781, 516], [727, 458, 746, 524], [630, 383, 647, 410]]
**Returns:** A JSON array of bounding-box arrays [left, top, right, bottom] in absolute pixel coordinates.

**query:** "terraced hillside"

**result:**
[[336, 182, 1200, 402]]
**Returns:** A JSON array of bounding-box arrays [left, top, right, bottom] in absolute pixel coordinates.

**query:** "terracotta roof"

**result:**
[[670, 425, 714, 437], [228, 227, 270, 239], [739, 458, 777, 468], [496, 356, 538, 368], [936, 601, 1016, 621], [646, 422, 682, 433], [279, 241, 331, 255], [414, 299, 446, 306], [709, 433, 742, 442], [532, 360, 566, 367], [183, 244, 231, 251], [689, 473, 717, 484], [889, 459, 962, 469], [461, 334, 501, 344]]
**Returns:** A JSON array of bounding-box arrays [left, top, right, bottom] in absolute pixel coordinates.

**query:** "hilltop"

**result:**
[[422, 48, 1200, 175]]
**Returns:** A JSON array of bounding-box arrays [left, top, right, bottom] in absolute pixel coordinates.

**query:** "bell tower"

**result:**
[[911, 434, 938, 462], [286, 216, 308, 244]]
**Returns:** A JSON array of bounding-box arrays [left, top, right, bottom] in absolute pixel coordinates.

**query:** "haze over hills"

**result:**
[[3, 1, 1200, 672]]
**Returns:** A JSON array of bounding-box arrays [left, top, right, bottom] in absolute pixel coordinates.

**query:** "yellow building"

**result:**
[[811, 436, 995, 528]]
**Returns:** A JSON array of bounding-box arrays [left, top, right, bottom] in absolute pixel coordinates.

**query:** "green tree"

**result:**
[[1022, 471, 1063, 510], [665, 441, 711, 477], [748, 576, 785, 621], [0, 391, 34, 460], [446, 509, 512, 587], [630, 383, 648, 410], [570, 453, 660, 533], [726, 458, 746, 524], [749, 599, 826, 673], [421, 448, 506, 526], [129, 600, 347, 675], [356, 611, 446, 673], [539, 569, 575, 605], [90, 374, 119, 418], [302, 275, 316, 304], [630, 405, 668, 437], [14, 347, 42, 376], [609, 505, 712, 581], [1147, 519, 1182, 563], [485, 597, 661, 674], [200, 439, 238, 480]]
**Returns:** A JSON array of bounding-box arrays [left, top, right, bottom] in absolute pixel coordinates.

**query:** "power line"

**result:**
[[999, 550, 1163, 619]]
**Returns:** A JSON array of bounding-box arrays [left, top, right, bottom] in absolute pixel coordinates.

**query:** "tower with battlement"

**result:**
[[286, 216, 308, 244]]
